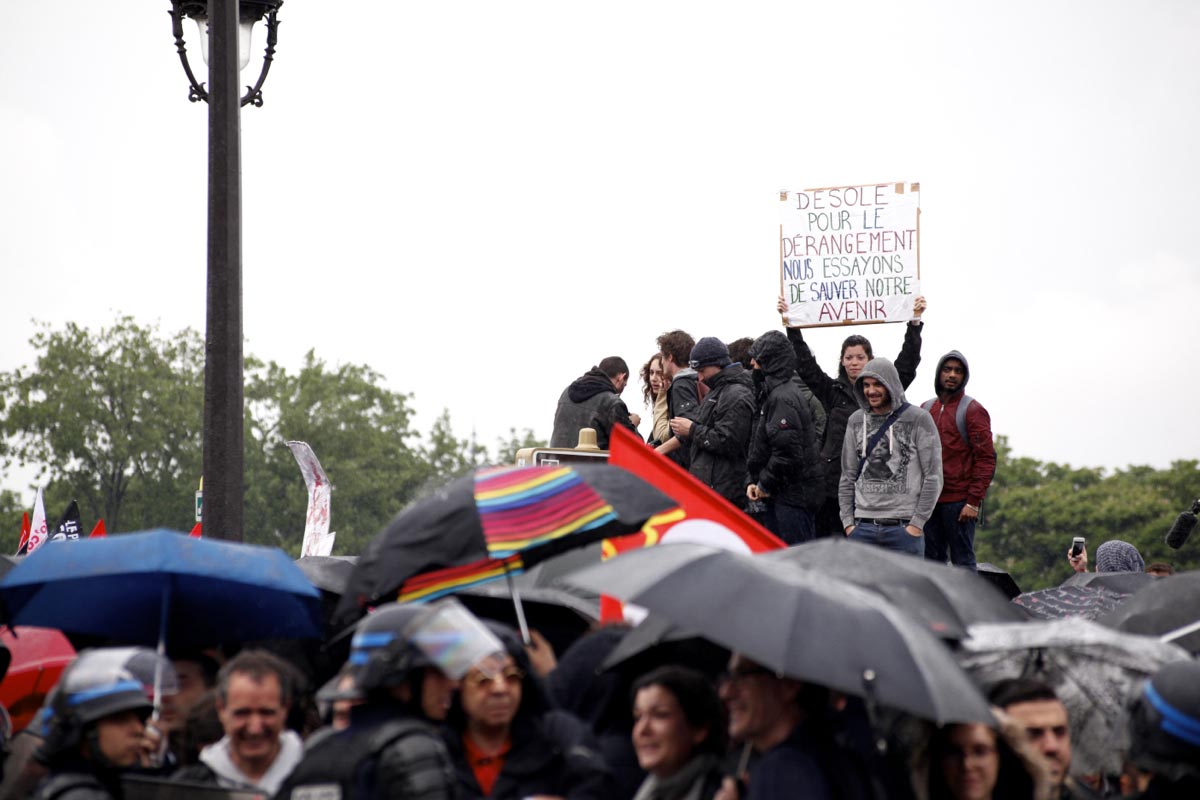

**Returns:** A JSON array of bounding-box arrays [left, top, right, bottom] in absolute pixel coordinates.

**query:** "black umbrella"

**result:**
[[1062, 571, 1156, 595], [295, 556, 358, 595], [598, 612, 729, 680], [337, 464, 676, 629], [563, 542, 993, 724], [1014, 583, 1132, 620], [1099, 571, 1200, 652], [456, 583, 599, 657], [976, 563, 1021, 600], [764, 538, 1025, 639]]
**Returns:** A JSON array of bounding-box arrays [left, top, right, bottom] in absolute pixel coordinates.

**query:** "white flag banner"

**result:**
[[287, 441, 336, 557], [25, 487, 49, 555], [780, 182, 921, 327]]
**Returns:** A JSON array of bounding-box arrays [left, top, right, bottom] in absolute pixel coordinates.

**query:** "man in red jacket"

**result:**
[[922, 351, 996, 570]]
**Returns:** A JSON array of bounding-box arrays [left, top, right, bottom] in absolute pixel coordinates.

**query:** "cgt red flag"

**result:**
[[89, 520, 106, 538], [599, 425, 785, 620], [189, 522, 202, 539]]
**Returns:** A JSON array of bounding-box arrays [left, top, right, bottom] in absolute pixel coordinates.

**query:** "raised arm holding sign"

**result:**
[[780, 182, 921, 327]]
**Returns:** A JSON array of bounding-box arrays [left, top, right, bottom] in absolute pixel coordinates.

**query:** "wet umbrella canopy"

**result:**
[[958, 619, 1192, 775], [0, 529, 321, 649], [338, 464, 676, 622], [564, 542, 993, 725]]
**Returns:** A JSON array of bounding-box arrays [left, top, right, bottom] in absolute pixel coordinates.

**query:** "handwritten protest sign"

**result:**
[[780, 182, 920, 327]]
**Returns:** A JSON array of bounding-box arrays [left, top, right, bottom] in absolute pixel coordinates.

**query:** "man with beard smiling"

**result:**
[[920, 351, 995, 570]]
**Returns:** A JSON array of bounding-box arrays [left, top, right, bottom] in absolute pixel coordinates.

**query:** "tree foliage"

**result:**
[[0, 318, 204, 533], [976, 436, 1200, 591], [0, 320, 543, 556]]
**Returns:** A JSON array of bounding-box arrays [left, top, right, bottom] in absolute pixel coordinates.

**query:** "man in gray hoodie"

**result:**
[[838, 357, 943, 556]]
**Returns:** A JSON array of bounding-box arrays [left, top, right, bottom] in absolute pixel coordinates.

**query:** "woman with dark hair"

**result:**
[[776, 294, 926, 537], [926, 722, 1046, 800], [629, 666, 725, 800], [641, 354, 670, 447]]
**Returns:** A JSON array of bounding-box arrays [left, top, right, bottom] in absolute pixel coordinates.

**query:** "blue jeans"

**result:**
[[924, 501, 977, 570], [849, 520, 923, 556], [764, 502, 816, 546]]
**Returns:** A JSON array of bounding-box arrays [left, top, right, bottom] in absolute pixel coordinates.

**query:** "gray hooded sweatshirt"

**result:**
[[838, 357, 943, 530]]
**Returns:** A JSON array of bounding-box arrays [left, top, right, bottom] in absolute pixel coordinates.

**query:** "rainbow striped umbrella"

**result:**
[[336, 464, 676, 626]]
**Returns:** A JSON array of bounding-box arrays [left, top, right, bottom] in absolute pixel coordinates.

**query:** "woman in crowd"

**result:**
[[641, 354, 670, 447], [443, 622, 611, 799], [926, 721, 1046, 800], [629, 666, 725, 800]]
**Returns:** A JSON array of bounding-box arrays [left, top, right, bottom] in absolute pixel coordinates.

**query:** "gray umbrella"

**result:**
[[562, 542, 993, 725], [764, 537, 1025, 639], [957, 619, 1191, 775]]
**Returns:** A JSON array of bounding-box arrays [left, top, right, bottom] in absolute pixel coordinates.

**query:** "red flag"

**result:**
[[89, 519, 107, 538], [607, 424, 784, 552], [17, 512, 30, 555], [599, 425, 785, 620], [189, 522, 202, 539]]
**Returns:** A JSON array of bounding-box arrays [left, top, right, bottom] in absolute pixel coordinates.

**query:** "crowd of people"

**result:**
[[3, 591, 1199, 800], [550, 295, 997, 568], [1, 298, 1197, 799]]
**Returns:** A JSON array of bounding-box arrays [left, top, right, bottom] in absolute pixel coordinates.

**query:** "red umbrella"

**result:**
[[0, 626, 76, 731]]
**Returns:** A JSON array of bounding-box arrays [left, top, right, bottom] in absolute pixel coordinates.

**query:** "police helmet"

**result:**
[[40, 648, 154, 760], [348, 598, 504, 697], [1128, 660, 1200, 781]]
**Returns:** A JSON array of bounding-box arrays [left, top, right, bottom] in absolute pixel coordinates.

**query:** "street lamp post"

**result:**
[[168, 0, 283, 541]]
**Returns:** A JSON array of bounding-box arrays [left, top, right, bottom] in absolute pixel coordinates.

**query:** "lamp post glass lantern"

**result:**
[[169, 0, 283, 107]]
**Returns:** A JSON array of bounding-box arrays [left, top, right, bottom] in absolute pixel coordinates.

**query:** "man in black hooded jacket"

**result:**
[[746, 330, 824, 544], [550, 356, 641, 450], [668, 337, 756, 510]]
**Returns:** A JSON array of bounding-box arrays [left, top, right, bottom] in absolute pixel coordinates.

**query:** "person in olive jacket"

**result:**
[[745, 330, 824, 544]]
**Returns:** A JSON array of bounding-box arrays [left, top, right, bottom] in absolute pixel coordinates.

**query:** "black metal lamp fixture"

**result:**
[[169, 0, 283, 107]]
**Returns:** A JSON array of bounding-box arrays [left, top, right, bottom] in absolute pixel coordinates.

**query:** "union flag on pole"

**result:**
[[598, 425, 784, 619]]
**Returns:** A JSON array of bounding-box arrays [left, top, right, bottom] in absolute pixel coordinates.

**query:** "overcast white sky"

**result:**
[[2, 1, 1198, 499]]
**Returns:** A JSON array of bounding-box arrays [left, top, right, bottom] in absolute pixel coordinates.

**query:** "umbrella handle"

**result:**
[[152, 583, 172, 723], [504, 571, 533, 646], [861, 669, 888, 756]]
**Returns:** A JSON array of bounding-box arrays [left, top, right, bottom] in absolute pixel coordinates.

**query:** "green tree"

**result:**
[[422, 409, 487, 480], [494, 427, 545, 465], [976, 438, 1200, 591], [0, 318, 204, 538], [243, 350, 432, 555]]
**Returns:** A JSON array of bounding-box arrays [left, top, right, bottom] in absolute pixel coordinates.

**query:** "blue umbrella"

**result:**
[[0, 529, 321, 650]]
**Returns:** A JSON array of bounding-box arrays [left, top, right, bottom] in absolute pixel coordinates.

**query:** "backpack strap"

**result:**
[[955, 396, 974, 445]]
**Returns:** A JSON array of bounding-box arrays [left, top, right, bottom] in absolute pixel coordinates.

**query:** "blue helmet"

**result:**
[[40, 648, 154, 760]]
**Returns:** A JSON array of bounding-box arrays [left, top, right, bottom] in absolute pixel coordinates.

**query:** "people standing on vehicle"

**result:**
[[744, 330, 823, 544], [442, 622, 612, 800], [278, 599, 506, 800], [666, 338, 755, 510], [641, 354, 670, 447], [655, 330, 700, 469], [839, 357, 943, 556], [778, 295, 926, 538], [32, 649, 155, 800], [629, 666, 726, 800], [922, 351, 996, 570], [172, 649, 303, 795], [550, 357, 642, 450]]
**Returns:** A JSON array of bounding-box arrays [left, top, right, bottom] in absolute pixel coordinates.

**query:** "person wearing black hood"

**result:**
[[776, 295, 926, 538], [550, 356, 642, 450], [745, 330, 824, 544], [920, 351, 995, 571], [667, 338, 756, 510], [443, 622, 612, 800]]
